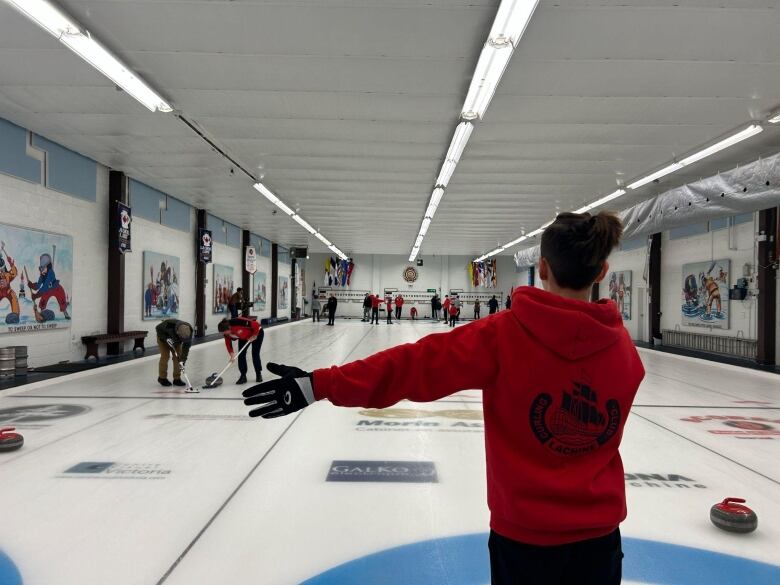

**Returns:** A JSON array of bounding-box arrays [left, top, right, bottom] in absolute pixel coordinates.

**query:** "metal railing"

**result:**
[[662, 328, 757, 360]]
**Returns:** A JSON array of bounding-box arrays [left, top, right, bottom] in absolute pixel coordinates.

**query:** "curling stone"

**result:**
[[710, 497, 758, 533], [0, 427, 24, 452]]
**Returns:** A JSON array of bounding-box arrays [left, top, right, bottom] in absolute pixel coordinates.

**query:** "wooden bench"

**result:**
[[81, 331, 148, 360]]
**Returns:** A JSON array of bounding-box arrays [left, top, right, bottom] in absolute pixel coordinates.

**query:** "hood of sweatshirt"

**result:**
[[512, 286, 624, 361]]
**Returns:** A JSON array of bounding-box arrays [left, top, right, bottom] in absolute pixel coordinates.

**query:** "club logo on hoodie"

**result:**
[[530, 382, 621, 456]]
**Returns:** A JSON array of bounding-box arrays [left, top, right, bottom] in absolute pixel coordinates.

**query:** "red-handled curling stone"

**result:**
[[0, 427, 24, 452], [710, 497, 758, 533]]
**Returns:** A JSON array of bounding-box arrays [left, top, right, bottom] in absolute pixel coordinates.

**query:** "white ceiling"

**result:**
[[1, 0, 780, 257]]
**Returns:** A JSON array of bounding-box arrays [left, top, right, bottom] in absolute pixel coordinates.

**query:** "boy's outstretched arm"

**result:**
[[243, 320, 498, 418]]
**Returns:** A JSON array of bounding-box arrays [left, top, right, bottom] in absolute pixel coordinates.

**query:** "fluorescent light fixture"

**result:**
[[770, 113, 780, 124], [6, 0, 172, 113], [253, 183, 294, 215], [626, 162, 684, 190], [677, 124, 763, 167], [420, 217, 432, 235], [430, 187, 444, 208], [436, 160, 457, 188], [628, 125, 763, 190], [574, 189, 627, 213], [315, 233, 332, 247], [489, 0, 541, 47], [461, 43, 514, 120], [292, 214, 317, 235], [444, 122, 474, 163]]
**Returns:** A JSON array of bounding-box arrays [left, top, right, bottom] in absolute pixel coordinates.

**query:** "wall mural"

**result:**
[[0, 223, 72, 333], [278, 276, 289, 310], [681, 260, 730, 329], [143, 251, 180, 321], [607, 270, 632, 321], [212, 264, 235, 314], [253, 271, 267, 310]]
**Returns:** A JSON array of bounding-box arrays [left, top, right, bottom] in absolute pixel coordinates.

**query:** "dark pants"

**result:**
[[228, 304, 238, 319], [312, 309, 320, 322], [371, 308, 379, 324], [431, 307, 438, 319], [327, 307, 336, 325], [237, 331, 264, 377], [489, 529, 622, 585], [395, 306, 402, 319], [386, 310, 392, 324], [474, 309, 480, 319], [449, 313, 457, 327]]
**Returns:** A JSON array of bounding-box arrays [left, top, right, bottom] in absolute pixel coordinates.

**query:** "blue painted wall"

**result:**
[[0, 118, 42, 183], [32, 134, 97, 201]]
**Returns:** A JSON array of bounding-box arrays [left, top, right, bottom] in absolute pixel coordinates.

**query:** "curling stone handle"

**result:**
[[722, 497, 746, 505]]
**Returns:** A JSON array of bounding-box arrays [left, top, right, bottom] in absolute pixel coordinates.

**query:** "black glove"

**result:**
[[242, 362, 316, 418]]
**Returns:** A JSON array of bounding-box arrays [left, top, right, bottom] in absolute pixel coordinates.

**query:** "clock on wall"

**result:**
[[402, 266, 419, 283]]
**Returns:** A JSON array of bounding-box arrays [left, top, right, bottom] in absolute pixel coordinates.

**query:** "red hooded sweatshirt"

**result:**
[[223, 317, 261, 354], [313, 286, 644, 546], [370, 295, 381, 309]]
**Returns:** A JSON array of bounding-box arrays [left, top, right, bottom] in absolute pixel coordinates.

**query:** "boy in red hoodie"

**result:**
[[242, 212, 644, 585], [218, 316, 264, 384], [441, 294, 451, 325]]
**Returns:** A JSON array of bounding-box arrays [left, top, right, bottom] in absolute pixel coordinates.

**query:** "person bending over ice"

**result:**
[[156, 319, 192, 387], [242, 211, 644, 585], [218, 316, 264, 384]]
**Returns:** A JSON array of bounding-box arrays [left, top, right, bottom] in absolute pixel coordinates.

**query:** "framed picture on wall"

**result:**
[[253, 271, 267, 310], [681, 260, 730, 329], [607, 270, 632, 321], [213, 264, 235, 314], [0, 222, 73, 333], [278, 276, 289, 310], [143, 251, 180, 321]]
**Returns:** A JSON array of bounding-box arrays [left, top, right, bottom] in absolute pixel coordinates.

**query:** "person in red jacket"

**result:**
[[385, 295, 393, 324], [218, 316, 264, 384], [242, 211, 644, 585], [410, 306, 418, 320], [369, 293, 381, 324], [394, 294, 404, 319], [441, 295, 451, 325], [448, 301, 458, 327]]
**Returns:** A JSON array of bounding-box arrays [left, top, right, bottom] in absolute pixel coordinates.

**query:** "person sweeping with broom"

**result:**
[[218, 315, 264, 384]]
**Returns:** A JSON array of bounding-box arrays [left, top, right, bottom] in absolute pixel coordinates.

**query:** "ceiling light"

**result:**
[[444, 122, 474, 163], [628, 125, 763, 190], [626, 162, 684, 190], [436, 160, 457, 188], [574, 189, 626, 213], [489, 0, 541, 47], [770, 113, 780, 124], [292, 214, 316, 235], [420, 217, 432, 235], [315, 233, 332, 247], [253, 183, 294, 215], [6, 0, 172, 113], [461, 43, 514, 121], [677, 124, 763, 167], [430, 187, 444, 208]]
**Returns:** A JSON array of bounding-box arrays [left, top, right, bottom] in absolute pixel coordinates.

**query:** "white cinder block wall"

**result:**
[[205, 242, 243, 335], [250, 254, 273, 321], [659, 219, 758, 339], [307, 253, 516, 318], [0, 169, 108, 366], [124, 213, 197, 342], [605, 245, 648, 341]]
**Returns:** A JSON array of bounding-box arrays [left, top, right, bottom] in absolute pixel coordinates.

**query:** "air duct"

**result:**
[[515, 151, 780, 269]]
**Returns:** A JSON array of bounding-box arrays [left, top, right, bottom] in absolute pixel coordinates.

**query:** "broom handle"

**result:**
[[212, 337, 253, 381]]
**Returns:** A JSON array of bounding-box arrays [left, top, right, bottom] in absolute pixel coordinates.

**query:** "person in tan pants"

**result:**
[[156, 319, 193, 386]]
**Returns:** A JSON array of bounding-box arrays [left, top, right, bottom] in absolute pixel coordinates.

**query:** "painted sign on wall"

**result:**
[[143, 251, 180, 321], [0, 222, 73, 333]]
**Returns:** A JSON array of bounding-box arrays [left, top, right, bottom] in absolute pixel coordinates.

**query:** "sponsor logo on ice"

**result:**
[[326, 460, 437, 483]]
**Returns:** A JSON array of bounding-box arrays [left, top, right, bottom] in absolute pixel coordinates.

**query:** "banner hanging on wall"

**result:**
[[681, 259, 730, 329], [117, 202, 131, 254], [245, 246, 257, 274], [0, 223, 73, 333], [198, 229, 212, 263]]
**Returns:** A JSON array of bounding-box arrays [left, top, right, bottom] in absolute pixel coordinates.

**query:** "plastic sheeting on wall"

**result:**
[[516, 151, 780, 269]]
